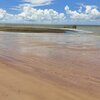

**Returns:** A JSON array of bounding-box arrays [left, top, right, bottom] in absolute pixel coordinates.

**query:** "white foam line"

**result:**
[[65, 28, 93, 33]]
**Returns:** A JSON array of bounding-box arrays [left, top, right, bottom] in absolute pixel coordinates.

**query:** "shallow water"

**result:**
[[77, 25, 100, 35], [0, 30, 100, 48]]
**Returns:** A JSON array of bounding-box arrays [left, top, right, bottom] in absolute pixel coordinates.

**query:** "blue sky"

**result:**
[[0, 0, 100, 24]]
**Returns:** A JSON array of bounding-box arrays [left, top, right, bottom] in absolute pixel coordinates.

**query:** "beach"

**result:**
[[0, 27, 100, 100]]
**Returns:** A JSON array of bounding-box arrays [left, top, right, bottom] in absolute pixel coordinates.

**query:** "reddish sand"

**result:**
[[0, 32, 100, 100]]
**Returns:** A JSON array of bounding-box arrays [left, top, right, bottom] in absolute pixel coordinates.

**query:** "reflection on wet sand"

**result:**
[[0, 31, 100, 100]]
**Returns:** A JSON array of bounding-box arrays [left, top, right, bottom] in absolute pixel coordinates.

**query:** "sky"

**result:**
[[0, 0, 100, 25]]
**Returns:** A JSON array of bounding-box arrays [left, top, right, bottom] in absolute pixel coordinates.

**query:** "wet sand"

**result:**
[[0, 32, 100, 100]]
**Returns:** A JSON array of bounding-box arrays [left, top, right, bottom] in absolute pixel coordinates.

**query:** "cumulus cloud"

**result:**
[[0, 3, 100, 24], [0, 9, 7, 20], [1, 0, 66, 23], [0, 0, 66, 23], [65, 5, 100, 20], [18, 4, 65, 23], [0, 9, 15, 21], [0, 4, 65, 23]]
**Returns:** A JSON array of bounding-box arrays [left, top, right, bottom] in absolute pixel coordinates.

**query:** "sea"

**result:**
[[0, 25, 100, 49], [77, 25, 100, 35]]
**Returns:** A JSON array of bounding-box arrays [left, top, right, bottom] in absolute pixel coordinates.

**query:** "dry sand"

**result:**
[[0, 32, 100, 100]]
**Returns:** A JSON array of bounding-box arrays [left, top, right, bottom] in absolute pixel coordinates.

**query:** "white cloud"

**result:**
[[12, 0, 54, 12], [65, 5, 100, 20], [0, 9, 7, 20], [0, 3, 100, 24], [0, 4, 66, 23], [17, 4, 65, 23], [23, 0, 53, 6], [0, 0, 65, 23]]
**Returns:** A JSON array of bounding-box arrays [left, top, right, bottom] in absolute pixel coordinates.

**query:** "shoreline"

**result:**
[[0, 31, 100, 100]]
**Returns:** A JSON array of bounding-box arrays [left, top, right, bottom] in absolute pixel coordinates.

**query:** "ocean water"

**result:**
[[0, 25, 100, 50], [77, 25, 100, 35], [25, 25, 100, 48], [76, 25, 100, 48]]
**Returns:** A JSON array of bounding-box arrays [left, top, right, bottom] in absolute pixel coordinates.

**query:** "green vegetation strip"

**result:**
[[0, 25, 76, 33]]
